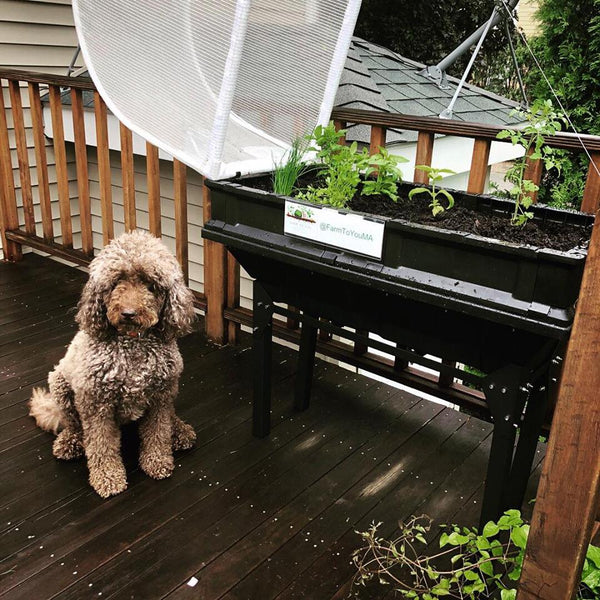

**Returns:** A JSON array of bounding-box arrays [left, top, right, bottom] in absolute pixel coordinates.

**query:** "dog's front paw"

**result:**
[[172, 418, 196, 451], [89, 465, 127, 498], [140, 452, 174, 480], [53, 429, 84, 460]]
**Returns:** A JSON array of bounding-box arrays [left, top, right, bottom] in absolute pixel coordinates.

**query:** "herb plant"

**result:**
[[497, 99, 566, 226], [408, 166, 456, 216], [297, 122, 407, 208], [362, 146, 408, 202], [297, 123, 366, 208], [352, 510, 600, 599], [272, 137, 309, 197]]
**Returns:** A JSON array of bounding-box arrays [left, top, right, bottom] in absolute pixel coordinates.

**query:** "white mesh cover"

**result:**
[[73, 0, 362, 179]]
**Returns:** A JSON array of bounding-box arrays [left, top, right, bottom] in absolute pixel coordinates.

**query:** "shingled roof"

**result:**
[[336, 37, 522, 144]]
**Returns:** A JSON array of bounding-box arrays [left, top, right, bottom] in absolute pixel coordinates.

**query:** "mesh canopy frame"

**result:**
[[73, 0, 362, 179]]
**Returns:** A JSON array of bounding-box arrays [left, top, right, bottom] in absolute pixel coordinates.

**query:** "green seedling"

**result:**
[[362, 146, 408, 202], [408, 165, 456, 216], [497, 99, 566, 226], [272, 136, 310, 197]]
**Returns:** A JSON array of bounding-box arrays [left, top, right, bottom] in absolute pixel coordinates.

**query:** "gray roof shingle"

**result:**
[[334, 37, 522, 146]]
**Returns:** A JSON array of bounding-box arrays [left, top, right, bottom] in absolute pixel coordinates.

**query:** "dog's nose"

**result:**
[[121, 308, 137, 319]]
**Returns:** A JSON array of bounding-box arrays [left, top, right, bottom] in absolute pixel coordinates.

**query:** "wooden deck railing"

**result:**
[[0, 69, 201, 306], [1, 68, 599, 599]]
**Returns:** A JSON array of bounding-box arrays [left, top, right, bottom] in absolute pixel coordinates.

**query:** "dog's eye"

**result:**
[[147, 282, 159, 294]]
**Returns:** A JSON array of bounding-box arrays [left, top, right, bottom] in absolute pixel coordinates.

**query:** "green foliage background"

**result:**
[[355, 0, 516, 82], [521, 0, 600, 207]]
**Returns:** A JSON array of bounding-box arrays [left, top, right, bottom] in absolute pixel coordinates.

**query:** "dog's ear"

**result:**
[[158, 275, 196, 341], [76, 279, 109, 337]]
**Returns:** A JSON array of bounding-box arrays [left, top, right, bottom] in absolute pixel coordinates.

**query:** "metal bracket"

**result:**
[[419, 65, 450, 90]]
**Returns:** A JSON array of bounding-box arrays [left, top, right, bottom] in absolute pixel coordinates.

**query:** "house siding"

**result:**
[[518, 0, 541, 38], [0, 0, 83, 258], [85, 149, 209, 295]]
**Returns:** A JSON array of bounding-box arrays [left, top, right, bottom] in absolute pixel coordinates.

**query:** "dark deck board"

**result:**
[[0, 254, 545, 600]]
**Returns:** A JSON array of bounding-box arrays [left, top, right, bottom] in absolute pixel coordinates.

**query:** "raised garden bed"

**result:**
[[202, 172, 593, 525], [205, 173, 592, 335]]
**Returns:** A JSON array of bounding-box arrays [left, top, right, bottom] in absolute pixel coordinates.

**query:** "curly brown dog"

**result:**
[[29, 231, 197, 498]]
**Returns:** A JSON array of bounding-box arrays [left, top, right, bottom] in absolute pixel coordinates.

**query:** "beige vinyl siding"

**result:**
[[85, 148, 208, 294], [0, 0, 82, 258], [518, 0, 541, 38]]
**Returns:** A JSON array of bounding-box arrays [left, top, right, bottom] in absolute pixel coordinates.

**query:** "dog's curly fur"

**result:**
[[29, 231, 197, 498]]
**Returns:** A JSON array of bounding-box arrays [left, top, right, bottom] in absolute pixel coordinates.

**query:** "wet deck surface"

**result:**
[[0, 253, 543, 599]]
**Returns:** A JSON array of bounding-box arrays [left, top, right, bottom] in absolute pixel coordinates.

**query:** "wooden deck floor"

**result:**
[[0, 254, 544, 600]]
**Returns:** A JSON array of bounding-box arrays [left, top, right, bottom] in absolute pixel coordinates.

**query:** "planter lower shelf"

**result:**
[[203, 174, 591, 525]]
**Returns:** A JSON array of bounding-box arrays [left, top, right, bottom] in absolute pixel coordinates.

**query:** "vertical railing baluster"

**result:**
[[581, 151, 600, 214], [227, 252, 240, 344], [173, 158, 188, 284], [523, 147, 543, 205], [8, 80, 34, 235], [467, 138, 491, 194], [146, 142, 161, 237], [28, 82, 53, 242], [49, 84, 73, 247], [93, 91, 113, 245], [414, 131, 435, 183], [71, 88, 93, 255], [119, 122, 136, 232]]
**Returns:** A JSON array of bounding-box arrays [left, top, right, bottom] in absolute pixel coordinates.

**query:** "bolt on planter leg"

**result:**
[[252, 281, 273, 438], [294, 318, 318, 412], [479, 364, 526, 527]]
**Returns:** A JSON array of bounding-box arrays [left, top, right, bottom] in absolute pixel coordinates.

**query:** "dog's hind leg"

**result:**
[[172, 414, 196, 451], [47, 370, 84, 460]]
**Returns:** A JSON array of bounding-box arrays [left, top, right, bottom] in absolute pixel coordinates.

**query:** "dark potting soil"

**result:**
[[238, 173, 592, 253]]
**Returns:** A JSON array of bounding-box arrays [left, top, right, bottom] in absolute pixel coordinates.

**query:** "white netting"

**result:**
[[73, 0, 362, 179]]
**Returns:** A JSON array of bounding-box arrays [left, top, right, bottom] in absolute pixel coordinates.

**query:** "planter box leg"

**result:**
[[504, 380, 550, 508], [480, 365, 525, 527], [294, 319, 317, 412], [252, 281, 273, 438]]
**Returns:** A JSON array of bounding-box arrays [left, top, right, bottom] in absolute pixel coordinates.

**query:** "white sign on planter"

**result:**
[[284, 200, 385, 260]]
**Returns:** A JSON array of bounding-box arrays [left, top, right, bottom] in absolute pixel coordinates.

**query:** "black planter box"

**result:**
[[205, 174, 592, 337], [202, 173, 592, 524]]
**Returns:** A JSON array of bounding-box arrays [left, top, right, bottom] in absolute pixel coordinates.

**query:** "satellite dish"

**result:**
[[72, 0, 362, 179]]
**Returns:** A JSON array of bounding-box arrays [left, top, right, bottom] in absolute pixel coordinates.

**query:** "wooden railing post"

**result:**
[[120, 123, 136, 232], [71, 88, 93, 256], [94, 91, 113, 245], [29, 82, 53, 243], [8, 80, 35, 236], [581, 151, 600, 214], [227, 252, 240, 344], [146, 142, 161, 237], [202, 180, 228, 344], [523, 146, 543, 205], [414, 131, 435, 183], [173, 159, 189, 284], [467, 138, 491, 194], [518, 210, 600, 599], [49, 85, 73, 248], [0, 79, 21, 261]]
